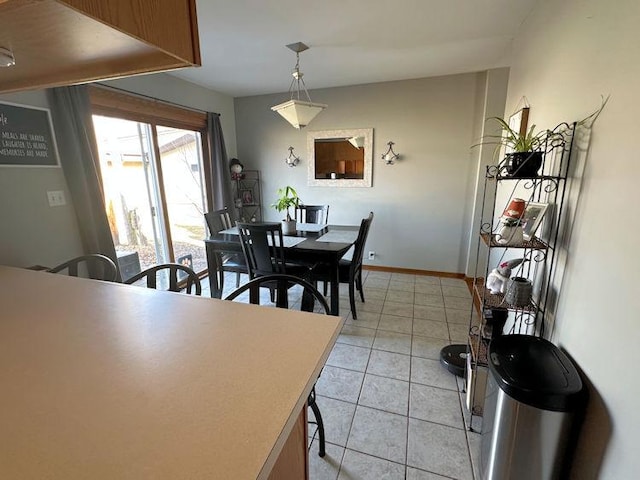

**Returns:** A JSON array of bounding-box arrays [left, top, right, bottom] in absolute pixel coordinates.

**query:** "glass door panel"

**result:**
[[155, 125, 208, 274], [92, 115, 168, 280]]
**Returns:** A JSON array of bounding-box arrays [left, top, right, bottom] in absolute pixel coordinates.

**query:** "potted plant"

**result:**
[[271, 186, 300, 235], [475, 97, 609, 178], [475, 117, 547, 177]]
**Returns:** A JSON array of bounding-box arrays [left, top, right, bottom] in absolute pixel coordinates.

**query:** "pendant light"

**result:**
[[271, 42, 327, 129]]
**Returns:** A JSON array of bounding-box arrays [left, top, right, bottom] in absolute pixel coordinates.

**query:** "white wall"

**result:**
[[0, 73, 236, 268], [506, 0, 640, 478], [235, 73, 506, 273]]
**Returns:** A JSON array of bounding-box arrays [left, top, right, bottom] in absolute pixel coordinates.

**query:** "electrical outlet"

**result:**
[[47, 190, 66, 207], [368, 251, 375, 260]]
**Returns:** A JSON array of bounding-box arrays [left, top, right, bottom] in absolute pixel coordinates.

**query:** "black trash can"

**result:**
[[481, 335, 584, 480]]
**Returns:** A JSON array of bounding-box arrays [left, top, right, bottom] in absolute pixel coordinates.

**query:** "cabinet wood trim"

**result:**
[[267, 406, 309, 480], [0, 0, 200, 94], [59, 0, 201, 64]]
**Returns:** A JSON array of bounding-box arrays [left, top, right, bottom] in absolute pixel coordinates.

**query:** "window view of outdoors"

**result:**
[[92, 115, 208, 281], [156, 125, 208, 273]]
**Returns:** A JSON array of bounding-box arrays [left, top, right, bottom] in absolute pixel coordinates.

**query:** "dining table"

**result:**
[[0, 265, 342, 479], [205, 223, 359, 316]]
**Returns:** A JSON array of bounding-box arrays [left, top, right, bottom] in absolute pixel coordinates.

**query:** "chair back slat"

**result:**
[[205, 207, 234, 235], [237, 223, 287, 278], [47, 254, 118, 282], [351, 212, 374, 272], [124, 263, 201, 295], [224, 274, 330, 314], [295, 205, 329, 224]]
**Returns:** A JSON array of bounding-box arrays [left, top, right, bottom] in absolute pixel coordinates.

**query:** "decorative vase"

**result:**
[[502, 198, 526, 220], [282, 220, 296, 235], [504, 277, 533, 307], [505, 151, 543, 177]]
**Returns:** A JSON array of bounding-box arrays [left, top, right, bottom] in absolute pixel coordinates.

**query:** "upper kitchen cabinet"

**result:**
[[0, 0, 201, 93]]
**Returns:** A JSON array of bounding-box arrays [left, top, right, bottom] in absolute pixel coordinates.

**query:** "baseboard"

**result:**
[[363, 265, 465, 279]]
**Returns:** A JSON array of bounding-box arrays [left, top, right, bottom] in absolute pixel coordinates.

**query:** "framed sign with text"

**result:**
[[0, 101, 60, 167]]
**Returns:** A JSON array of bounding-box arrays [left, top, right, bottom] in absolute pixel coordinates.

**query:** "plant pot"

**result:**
[[504, 277, 533, 307], [282, 220, 297, 235], [505, 151, 543, 177]]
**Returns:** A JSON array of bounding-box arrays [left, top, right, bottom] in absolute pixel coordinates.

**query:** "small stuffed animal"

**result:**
[[486, 258, 525, 294], [496, 217, 524, 245]]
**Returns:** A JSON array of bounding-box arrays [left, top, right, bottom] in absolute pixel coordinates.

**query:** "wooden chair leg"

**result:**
[[349, 279, 357, 320], [219, 269, 225, 293], [357, 271, 365, 302], [301, 287, 315, 312], [235, 272, 241, 288]]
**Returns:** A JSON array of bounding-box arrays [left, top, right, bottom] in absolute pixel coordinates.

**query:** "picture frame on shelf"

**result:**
[[509, 107, 530, 137], [241, 189, 254, 205], [521, 202, 548, 240], [505, 107, 530, 155]]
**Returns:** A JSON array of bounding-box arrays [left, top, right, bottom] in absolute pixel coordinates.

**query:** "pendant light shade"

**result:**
[[271, 42, 326, 129], [271, 99, 326, 129]]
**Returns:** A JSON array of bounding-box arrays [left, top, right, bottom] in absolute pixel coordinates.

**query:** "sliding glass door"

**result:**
[[92, 115, 208, 281], [155, 125, 207, 273]]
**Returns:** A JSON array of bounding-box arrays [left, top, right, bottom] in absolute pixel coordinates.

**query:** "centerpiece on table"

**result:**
[[271, 186, 300, 235]]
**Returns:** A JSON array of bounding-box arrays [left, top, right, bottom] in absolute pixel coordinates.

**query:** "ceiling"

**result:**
[[170, 0, 537, 98]]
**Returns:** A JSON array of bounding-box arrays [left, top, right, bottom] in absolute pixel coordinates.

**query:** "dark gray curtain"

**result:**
[[47, 85, 120, 280], [206, 112, 234, 216]]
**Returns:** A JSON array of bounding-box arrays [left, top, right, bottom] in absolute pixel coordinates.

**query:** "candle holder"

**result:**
[[382, 141, 399, 165]]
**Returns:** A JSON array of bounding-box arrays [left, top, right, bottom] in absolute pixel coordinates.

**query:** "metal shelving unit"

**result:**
[[465, 122, 577, 429], [231, 169, 262, 222]]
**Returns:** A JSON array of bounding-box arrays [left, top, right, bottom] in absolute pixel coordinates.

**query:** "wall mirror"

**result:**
[[307, 128, 373, 187]]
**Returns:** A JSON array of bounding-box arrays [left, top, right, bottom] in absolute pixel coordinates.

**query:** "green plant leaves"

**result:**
[[271, 185, 301, 221]]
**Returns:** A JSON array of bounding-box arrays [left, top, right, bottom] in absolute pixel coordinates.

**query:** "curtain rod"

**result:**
[[93, 82, 220, 116]]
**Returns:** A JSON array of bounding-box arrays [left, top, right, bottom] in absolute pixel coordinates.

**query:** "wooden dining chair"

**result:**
[[124, 263, 201, 295], [204, 207, 248, 291], [311, 212, 374, 319], [295, 204, 329, 224], [236, 222, 316, 310], [204, 206, 233, 232], [224, 273, 330, 457], [47, 253, 118, 282]]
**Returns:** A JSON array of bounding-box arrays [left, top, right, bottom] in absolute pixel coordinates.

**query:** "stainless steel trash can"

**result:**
[[481, 335, 584, 480]]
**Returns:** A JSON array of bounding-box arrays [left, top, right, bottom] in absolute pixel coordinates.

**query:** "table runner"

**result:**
[[316, 231, 359, 243], [217, 227, 305, 248]]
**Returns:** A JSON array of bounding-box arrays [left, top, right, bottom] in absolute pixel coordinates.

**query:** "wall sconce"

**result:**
[[285, 146, 300, 167], [382, 141, 400, 165]]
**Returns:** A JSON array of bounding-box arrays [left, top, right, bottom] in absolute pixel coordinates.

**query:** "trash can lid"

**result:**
[[488, 335, 583, 412]]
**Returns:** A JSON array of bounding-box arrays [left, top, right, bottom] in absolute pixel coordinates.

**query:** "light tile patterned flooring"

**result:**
[[202, 270, 482, 480]]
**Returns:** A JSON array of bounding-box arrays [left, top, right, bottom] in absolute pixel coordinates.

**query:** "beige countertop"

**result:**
[[0, 266, 342, 479]]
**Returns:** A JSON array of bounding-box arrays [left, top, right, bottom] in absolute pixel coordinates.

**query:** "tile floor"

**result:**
[[202, 270, 483, 480]]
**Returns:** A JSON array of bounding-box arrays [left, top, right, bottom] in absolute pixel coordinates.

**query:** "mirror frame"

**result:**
[[307, 128, 373, 187]]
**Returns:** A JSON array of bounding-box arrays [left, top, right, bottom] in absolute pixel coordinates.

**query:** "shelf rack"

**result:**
[[465, 122, 576, 427], [232, 170, 262, 222]]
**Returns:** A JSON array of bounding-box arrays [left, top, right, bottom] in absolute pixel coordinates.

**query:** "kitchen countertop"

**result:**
[[0, 266, 342, 479]]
